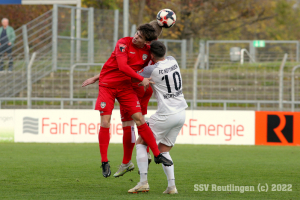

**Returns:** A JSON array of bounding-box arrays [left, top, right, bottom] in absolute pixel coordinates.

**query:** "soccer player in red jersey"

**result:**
[[81, 23, 172, 178], [114, 21, 162, 177]]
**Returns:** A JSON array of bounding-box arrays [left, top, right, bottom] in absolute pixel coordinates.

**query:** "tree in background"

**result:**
[[128, 0, 278, 40], [266, 0, 300, 40], [1, 0, 300, 41], [0, 5, 52, 29], [82, 0, 122, 9]]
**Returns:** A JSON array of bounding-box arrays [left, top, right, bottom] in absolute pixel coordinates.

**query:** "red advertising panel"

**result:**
[[255, 111, 300, 146]]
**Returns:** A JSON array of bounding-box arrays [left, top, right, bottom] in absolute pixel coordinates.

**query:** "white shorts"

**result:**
[[148, 109, 186, 147]]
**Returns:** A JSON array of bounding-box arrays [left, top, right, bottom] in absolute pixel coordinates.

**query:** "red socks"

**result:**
[[122, 126, 136, 164], [137, 123, 160, 157], [98, 127, 110, 162], [99, 124, 157, 162]]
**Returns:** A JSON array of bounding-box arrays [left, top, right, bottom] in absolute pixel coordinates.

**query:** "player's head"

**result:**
[[150, 40, 166, 61], [132, 24, 156, 47], [149, 20, 162, 39]]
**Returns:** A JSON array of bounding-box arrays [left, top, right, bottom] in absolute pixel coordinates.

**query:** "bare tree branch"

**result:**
[[220, 14, 276, 34]]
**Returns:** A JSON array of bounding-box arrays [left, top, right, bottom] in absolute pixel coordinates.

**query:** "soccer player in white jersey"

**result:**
[[128, 40, 188, 194]]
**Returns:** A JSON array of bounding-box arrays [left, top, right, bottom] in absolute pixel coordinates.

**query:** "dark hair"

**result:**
[[150, 41, 166, 58], [137, 24, 157, 42]]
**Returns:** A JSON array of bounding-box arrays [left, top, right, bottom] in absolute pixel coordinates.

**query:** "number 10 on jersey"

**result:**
[[161, 72, 182, 93]]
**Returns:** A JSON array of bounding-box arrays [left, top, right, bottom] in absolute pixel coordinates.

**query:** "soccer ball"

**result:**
[[156, 9, 176, 28]]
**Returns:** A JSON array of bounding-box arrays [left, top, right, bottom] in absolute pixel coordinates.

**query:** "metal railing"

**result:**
[[240, 49, 256, 64], [2, 55, 300, 111], [193, 100, 300, 111], [159, 39, 187, 69], [0, 10, 53, 98], [69, 63, 104, 103], [291, 65, 300, 111], [26, 52, 37, 109], [278, 53, 288, 111], [2, 97, 300, 111], [1, 4, 300, 111], [206, 40, 299, 69], [53, 5, 95, 70]]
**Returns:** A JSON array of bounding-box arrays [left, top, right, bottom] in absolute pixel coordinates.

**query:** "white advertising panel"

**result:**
[[13, 110, 255, 145], [0, 110, 15, 142], [163, 110, 256, 145], [14, 109, 124, 143]]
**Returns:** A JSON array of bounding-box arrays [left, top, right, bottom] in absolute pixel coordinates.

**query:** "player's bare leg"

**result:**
[[99, 114, 112, 178], [158, 143, 178, 194], [113, 120, 135, 177]]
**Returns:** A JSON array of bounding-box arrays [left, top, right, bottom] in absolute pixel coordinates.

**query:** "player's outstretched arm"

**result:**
[[81, 74, 100, 87], [117, 57, 144, 81], [131, 78, 140, 83]]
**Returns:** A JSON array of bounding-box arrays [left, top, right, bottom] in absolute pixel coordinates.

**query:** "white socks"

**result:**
[[136, 144, 148, 183], [161, 152, 175, 187], [136, 147, 175, 187]]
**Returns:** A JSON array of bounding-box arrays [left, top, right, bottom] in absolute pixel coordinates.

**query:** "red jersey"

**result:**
[[99, 37, 151, 88]]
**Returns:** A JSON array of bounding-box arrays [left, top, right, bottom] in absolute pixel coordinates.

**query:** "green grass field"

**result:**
[[0, 143, 299, 199]]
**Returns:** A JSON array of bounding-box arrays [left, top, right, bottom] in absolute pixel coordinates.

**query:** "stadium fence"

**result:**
[[1, 5, 300, 111]]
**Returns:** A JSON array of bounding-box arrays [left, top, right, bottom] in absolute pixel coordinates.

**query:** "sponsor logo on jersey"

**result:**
[[142, 54, 148, 60], [130, 52, 136, 54], [136, 101, 141, 107], [138, 69, 144, 73], [119, 44, 127, 52], [163, 90, 183, 99], [101, 102, 106, 109]]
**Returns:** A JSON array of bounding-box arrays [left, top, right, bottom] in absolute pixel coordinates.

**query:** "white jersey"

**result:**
[[138, 56, 188, 115]]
